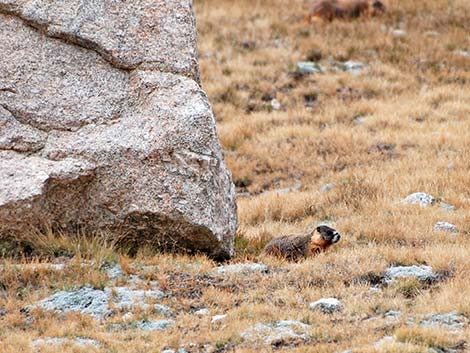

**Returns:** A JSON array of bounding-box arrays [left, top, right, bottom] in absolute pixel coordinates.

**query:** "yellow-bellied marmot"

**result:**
[[307, 0, 386, 22], [263, 225, 341, 261]]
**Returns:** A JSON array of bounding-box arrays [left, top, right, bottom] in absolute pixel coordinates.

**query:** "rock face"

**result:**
[[0, 0, 237, 259]]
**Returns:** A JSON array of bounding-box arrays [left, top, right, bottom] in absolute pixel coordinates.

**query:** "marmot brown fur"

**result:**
[[263, 225, 341, 261], [307, 0, 386, 22]]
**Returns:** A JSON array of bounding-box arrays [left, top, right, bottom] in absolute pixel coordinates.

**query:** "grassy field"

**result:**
[[1, 0, 470, 352]]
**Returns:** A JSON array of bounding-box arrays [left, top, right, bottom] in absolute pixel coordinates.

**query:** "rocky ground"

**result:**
[[0, 258, 468, 352]]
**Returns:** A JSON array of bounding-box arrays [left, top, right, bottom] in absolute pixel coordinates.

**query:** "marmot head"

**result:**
[[311, 225, 341, 252], [371, 0, 387, 15]]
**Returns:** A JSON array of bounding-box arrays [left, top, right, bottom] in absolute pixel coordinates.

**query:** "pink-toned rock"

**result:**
[[0, 1, 237, 259]]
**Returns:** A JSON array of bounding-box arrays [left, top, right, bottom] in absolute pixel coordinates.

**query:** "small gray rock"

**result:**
[[384, 265, 437, 283], [194, 308, 210, 317], [384, 310, 403, 320], [310, 298, 343, 314], [433, 221, 458, 233], [401, 192, 436, 207], [297, 61, 325, 75], [211, 314, 227, 323], [342, 61, 364, 75], [455, 50, 470, 58], [241, 320, 310, 347], [353, 116, 368, 125], [440, 202, 455, 211], [162, 349, 187, 353], [270, 99, 281, 111], [391, 29, 407, 38]]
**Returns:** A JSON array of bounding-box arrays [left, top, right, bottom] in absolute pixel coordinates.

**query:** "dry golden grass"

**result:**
[[1, 0, 470, 352]]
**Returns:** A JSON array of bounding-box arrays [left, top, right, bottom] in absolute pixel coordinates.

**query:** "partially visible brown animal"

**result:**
[[263, 225, 341, 261], [307, 0, 386, 22]]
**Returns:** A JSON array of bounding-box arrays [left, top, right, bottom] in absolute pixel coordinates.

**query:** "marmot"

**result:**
[[307, 0, 386, 22], [263, 225, 341, 261]]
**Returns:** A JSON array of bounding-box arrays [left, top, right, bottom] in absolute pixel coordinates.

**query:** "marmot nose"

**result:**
[[332, 233, 341, 243]]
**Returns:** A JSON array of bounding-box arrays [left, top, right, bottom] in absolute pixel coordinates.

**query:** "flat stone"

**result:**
[[455, 50, 470, 58], [401, 192, 436, 207], [353, 116, 368, 125], [211, 314, 227, 323], [384, 265, 437, 283], [309, 298, 343, 314], [29, 285, 169, 320], [241, 320, 310, 347], [297, 61, 325, 75], [391, 29, 407, 38], [384, 310, 403, 322], [433, 222, 458, 233], [194, 308, 210, 317], [342, 61, 364, 75]]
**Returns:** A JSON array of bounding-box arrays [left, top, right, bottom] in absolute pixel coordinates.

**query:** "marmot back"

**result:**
[[263, 225, 341, 261], [308, 0, 386, 22]]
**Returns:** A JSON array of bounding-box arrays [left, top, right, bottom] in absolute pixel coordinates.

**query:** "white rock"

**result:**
[[211, 314, 227, 323], [384, 265, 437, 283], [401, 192, 436, 207], [440, 202, 455, 211], [270, 99, 281, 111], [194, 308, 211, 317], [122, 312, 134, 321], [309, 298, 343, 314], [342, 61, 364, 75], [391, 29, 407, 38], [353, 116, 368, 125], [297, 61, 325, 74], [384, 310, 403, 321], [433, 221, 458, 233], [455, 50, 470, 58]]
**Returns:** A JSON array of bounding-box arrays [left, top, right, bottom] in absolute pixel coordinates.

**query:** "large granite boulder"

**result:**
[[0, 0, 237, 259]]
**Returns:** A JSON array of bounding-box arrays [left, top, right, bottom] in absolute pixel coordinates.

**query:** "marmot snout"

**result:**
[[263, 225, 341, 261]]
